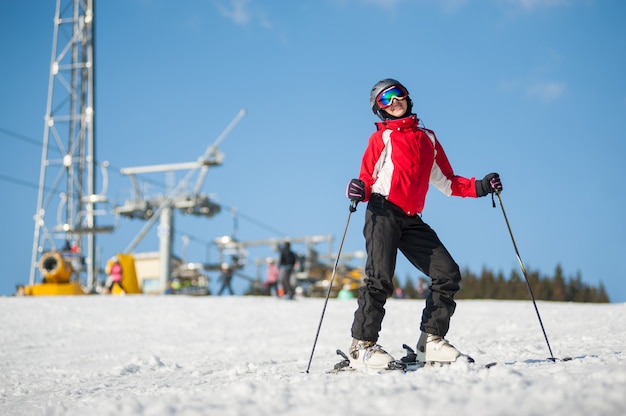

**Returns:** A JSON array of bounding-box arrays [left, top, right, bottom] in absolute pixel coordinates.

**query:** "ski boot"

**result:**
[[416, 332, 467, 366], [348, 339, 395, 370]]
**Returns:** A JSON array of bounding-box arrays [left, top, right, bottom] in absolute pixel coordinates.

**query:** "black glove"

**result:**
[[476, 173, 503, 197], [346, 179, 366, 202]]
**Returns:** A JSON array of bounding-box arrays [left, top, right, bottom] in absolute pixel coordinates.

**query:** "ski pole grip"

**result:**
[[349, 201, 358, 212]]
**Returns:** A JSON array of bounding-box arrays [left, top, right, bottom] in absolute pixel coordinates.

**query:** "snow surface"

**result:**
[[1, 295, 624, 416]]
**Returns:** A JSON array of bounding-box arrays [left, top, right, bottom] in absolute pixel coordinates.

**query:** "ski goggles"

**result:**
[[376, 85, 408, 108]]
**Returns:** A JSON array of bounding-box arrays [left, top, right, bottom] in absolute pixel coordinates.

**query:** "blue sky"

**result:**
[[1, 0, 625, 302]]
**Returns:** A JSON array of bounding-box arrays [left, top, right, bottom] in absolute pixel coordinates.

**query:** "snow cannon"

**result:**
[[38, 251, 73, 283], [20, 251, 85, 296]]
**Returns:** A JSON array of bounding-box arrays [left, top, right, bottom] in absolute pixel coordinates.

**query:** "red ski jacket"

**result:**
[[358, 115, 478, 216]]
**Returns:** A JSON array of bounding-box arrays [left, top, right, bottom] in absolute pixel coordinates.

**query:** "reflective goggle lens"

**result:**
[[376, 85, 408, 108]]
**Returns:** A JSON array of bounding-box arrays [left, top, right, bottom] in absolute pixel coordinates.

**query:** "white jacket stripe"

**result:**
[[372, 129, 393, 197]]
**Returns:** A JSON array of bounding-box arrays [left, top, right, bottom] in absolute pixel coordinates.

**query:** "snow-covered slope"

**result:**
[[1, 296, 624, 415]]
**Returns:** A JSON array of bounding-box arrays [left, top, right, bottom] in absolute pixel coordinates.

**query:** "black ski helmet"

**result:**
[[369, 78, 413, 120]]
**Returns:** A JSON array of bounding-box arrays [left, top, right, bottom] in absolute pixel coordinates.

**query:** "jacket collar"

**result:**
[[375, 114, 419, 131]]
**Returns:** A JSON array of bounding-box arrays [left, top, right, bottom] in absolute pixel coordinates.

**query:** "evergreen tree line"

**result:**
[[398, 264, 610, 303]]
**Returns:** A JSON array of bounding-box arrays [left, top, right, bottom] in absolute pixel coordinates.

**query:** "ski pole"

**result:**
[[494, 191, 556, 361], [305, 201, 358, 373]]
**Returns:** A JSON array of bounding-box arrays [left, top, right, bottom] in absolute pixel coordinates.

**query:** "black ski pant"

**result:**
[[218, 278, 234, 296], [281, 266, 295, 299], [351, 194, 461, 342]]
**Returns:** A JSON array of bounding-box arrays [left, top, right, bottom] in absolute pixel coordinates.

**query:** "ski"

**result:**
[[327, 349, 406, 374], [391, 344, 497, 371]]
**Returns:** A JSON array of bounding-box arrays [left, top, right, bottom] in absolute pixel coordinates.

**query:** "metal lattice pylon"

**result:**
[[30, 0, 112, 290]]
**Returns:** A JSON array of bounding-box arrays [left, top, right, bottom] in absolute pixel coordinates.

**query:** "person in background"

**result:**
[[217, 263, 235, 296], [417, 277, 430, 299], [106, 260, 125, 295], [345, 78, 503, 370], [278, 242, 297, 300], [264, 257, 280, 297]]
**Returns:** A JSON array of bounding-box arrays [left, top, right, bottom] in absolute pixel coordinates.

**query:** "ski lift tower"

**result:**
[[29, 0, 113, 290], [115, 109, 246, 293]]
